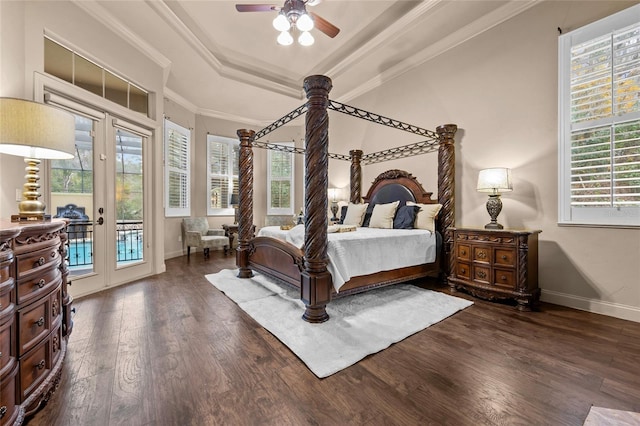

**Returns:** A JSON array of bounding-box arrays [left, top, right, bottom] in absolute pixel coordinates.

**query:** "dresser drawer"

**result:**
[[494, 248, 516, 267], [16, 267, 61, 306], [0, 314, 16, 378], [493, 268, 516, 289], [457, 244, 471, 261], [19, 327, 54, 401], [15, 244, 60, 281], [17, 292, 54, 356], [0, 363, 19, 426], [472, 265, 491, 283], [472, 246, 491, 263], [0, 277, 13, 322]]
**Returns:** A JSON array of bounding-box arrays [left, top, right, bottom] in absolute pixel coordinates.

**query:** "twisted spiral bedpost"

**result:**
[[301, 75, 333, 323], [349, 149, 363, 203], [236, 129, 255, 278], [437, 124, 457, 283]]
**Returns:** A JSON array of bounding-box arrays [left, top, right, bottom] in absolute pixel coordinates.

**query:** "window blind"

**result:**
[[207, 135, 238, 215], [164, 120, 190, 217]]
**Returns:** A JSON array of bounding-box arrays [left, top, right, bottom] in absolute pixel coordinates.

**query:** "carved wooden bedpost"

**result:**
[[436, 124, 457, 283], [301, 75, 332, 323], [349, 149, 363, 203], [236, 129, 255, 278]]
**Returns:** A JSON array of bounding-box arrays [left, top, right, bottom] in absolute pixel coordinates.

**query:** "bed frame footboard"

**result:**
[[248, 237, 304, 288]]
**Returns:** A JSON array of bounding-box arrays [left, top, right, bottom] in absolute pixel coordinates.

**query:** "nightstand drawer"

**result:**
[[473, 266, 490, 283], [456, 262, 471, 279], [493, 268, 515, 288], [473, 246, 490, 263], [457, 244, 471, 261], [495, 248, 516, 266]]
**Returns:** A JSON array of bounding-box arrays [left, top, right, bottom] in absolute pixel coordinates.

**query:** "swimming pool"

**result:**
[[67, 238, 144, 266]]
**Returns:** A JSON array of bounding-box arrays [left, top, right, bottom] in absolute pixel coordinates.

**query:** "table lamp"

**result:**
[[0, 98, 75, 221], [328, 188, 339, 222], [477, 167, 512, 229]]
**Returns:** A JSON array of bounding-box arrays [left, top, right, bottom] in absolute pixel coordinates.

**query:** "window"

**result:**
[[207, 135, 239, 216], [164, 119, 190, 217], [558, 4, 640, 227], [267, 143, 294, 215]]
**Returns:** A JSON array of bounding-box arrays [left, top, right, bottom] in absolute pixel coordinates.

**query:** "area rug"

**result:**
[[205, 269, 473, 378], [583, 406, 640, 425]]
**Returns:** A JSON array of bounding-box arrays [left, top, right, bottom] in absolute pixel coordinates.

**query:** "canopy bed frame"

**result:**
[[236, 75, 457, 323]]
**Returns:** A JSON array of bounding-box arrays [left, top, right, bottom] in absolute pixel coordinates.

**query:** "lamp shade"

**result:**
[[0, 97, 75, 159], [477, 168, 513, 194], [230, 193, 239, 205], [328, 188, 338, 201]]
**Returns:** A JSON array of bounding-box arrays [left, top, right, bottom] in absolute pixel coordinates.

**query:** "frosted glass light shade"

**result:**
[[296, 13, 314, 31], [273, 13, 291, 31], [328, 188, 338, 201], [277, 30, 294, 45], [298, 31, 314, 46], [0, 98, 75, 159], [477, 168, 513, 194]]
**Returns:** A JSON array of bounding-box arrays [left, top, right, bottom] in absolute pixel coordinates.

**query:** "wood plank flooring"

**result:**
[[27, 251, 640, 425]]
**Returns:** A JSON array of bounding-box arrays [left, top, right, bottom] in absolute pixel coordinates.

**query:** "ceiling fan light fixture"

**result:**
[[277, 30, 294, 45], [296, 13, 314, 32], [298, 30, 314, 46], [273, 13, 291, 31]]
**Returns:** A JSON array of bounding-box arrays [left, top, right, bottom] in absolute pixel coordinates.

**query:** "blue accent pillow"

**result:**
[[361, 204, 375, 227], [393, 205, 421, 229], [339, 206, 348, 224]]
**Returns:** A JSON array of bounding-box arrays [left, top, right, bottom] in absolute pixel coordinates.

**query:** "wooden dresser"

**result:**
[[0, 219, 71, 426], [446, 227, 541, 311]]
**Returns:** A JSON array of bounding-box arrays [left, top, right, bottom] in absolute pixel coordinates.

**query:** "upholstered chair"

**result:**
[[182, 218, 230, 258]]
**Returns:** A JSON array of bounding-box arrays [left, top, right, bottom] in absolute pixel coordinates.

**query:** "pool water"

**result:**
[[68, 239, 144, 266]]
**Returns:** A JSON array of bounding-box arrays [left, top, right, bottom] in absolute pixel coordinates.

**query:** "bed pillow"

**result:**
[[393, 205, 421, 229], [339, 205, 348, 224], [406, 202, 442, 232], [368, 201, 400, 229], [342, 203, 369, 226]]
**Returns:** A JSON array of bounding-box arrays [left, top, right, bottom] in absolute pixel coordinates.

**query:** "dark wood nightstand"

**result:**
[[223, 224, 255, 249], [446, 227, 541, 310]]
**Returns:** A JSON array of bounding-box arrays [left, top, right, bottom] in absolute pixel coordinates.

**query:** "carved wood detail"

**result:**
[[237, 129, 256, 278], [349, 149, 363, 203]]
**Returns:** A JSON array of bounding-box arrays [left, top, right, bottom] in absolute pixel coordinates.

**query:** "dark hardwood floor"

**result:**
[[27, 250, 640, 425]]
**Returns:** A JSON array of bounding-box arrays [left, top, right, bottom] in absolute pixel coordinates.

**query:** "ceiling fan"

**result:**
[[235, 0, 340, 46]]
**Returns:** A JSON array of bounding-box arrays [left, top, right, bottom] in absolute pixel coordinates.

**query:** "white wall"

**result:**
[[329, 1, 640, 321]]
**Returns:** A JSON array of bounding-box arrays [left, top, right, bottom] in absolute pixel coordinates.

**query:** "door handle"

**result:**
[[96, 217, 104, 226]]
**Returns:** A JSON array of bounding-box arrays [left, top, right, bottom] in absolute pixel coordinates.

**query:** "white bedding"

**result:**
[[257, 225, 437, 292]]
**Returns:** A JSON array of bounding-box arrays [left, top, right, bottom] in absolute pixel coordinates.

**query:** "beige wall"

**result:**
[[329, 1, 640, 321]]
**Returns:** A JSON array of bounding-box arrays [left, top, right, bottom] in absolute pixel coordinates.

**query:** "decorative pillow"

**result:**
[[393, 205, 421, 229], [342, 203, 369, 226], [368, 201, 400, 229], [339, 205, 348, 224], [406, 202, 442, 232], [361, 203, 375, 227]]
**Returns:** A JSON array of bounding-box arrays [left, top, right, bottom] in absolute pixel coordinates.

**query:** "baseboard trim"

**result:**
[[164, 249, 185, 259], [541, 290, 640, 323]]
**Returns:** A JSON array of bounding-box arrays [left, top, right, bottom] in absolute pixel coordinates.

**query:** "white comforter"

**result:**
[[257, 225, 437, 292]]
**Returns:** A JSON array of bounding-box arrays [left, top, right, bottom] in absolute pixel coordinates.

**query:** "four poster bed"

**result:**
[[236, 75, 457, 323]]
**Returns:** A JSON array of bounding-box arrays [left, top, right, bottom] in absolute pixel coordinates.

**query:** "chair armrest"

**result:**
[[185, 231, 203, 246], [206, 229, 225, 236]]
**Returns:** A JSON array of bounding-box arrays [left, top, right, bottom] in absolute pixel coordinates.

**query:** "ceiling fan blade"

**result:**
[[310, 12, 340, 38], [235, 4, 279, 12]]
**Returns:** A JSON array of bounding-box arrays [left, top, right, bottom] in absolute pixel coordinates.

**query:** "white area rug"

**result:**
[[584, 406, 640, 425], [205, 269, 473, 378]]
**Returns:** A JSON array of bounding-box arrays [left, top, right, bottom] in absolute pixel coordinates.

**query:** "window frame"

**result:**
[[267, 142, 295, 216], [558, 4, 640, 227], [163, 119, 191, 217], [206, 134, 238, 217]]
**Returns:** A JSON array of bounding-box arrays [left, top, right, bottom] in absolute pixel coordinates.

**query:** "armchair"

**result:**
[[182, 218, 230, 258]]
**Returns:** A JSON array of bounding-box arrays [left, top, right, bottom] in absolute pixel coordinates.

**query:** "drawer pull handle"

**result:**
[[501, 275, 507, 280], [0, 405, 6, 419], [51, 251, 56, 258], [501, 255, 508, 260], [477, 251, 487, 259], [0, 351, 2, 358], [37, 256, 45, 266], [37, 278, 46, 288], [460, 250, 466, 255], [36, 360, 45, 370], [460, 268, 466, 274], [477, 271, 487, 279], [36, 317, 45, 327]]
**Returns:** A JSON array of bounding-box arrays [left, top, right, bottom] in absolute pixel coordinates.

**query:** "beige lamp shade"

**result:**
[[0, 97, 75, 159], [477, 168, 513, 194], [328, 188, 339, 201]]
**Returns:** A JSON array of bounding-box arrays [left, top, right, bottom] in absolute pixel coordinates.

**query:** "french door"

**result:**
[[46, 95, 152, 298]]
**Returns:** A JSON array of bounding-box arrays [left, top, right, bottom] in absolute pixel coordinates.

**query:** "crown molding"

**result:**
[[197, 107, 269, 127], [164, 88, 198, 113], [338, 0, 541, 103]]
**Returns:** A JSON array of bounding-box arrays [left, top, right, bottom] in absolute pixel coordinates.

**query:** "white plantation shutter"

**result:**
[[164, 119, 190, 217], [267, 143, 294, 215], [207, 135, 238, 216], [559, 4, 640, 226]]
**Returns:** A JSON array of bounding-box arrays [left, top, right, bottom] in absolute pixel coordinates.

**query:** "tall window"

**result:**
[[207, 135, 239, 216], [267, 143, 294, 215], [558, 5, 640, 227], [164, 119, 190, 217]]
